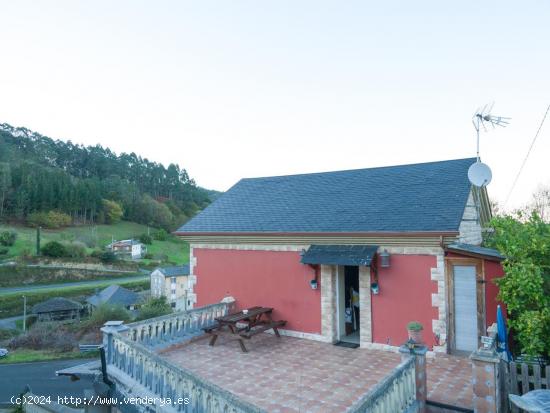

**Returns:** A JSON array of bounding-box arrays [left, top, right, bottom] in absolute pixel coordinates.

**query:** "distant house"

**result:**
[[106, 239, 146, 259], [32, 297, 83, 322], [86, 285, 141, 311], [150, 265, 190, 310]]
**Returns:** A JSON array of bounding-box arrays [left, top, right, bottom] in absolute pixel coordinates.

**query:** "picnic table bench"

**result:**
[[202, 306, 286, 352]]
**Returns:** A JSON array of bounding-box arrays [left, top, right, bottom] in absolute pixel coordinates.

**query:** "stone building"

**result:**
[[150, 265, 190, 310]]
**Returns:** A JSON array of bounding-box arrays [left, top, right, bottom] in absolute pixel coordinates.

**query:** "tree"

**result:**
[[152, 229, 168, 241], [139, 233, 153, 245], [485, 212, 550, 357], [131, 195, 174, 230], [28, 210, 72, 229], [526, 184, 550, 223], [135, 296, 172, 321], [0, 162, 10, 219], [0, 231, 17, 246], [41, 241, 68, 258], [0, 123, 214, 225], [102, 199, 123, 224]]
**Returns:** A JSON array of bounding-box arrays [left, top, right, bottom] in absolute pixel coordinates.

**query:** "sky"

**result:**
[[1, 1, 549, 211]]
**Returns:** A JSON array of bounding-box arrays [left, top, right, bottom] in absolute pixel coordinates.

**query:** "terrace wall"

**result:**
[[193, 247, 322, 335], [371, 254, 439, 348]]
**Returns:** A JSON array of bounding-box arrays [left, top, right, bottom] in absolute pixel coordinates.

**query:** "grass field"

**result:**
[[0, 279, 149, 317], [0, 349, 98, 364], [0, 221, 188, 265]]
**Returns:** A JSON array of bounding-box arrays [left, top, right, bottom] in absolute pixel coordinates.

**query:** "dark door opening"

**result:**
[[340, 265, 359, 345]]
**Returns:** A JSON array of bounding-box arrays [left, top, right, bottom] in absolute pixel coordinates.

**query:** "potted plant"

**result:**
[[407, 321, 423, 344]]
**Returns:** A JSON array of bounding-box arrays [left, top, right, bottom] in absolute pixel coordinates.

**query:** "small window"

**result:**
[[171, 302, 176, 308]]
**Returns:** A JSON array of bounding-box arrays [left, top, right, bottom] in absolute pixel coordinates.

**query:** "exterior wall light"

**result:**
[[310, 279, 318, 290], [371, 282, 379, 295], [379, 249, 390, 268]]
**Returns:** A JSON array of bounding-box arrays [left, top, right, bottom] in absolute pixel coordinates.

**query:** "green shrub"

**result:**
[[139, 234, 153, 245], [0, 328, 19, 341], [64, 241, 87, 258], [28, 211, 72, 229], [135, 296, 172, 321], [41, 241, 68, 258], [89, 249, 103, 258], [0, 231, 17, 246], [406, 321, 423, 331], [143, 252, 154, 259], [487, 212, 550, 358], [152, 229, 168, 241], [99, 251, 117, 263], [9, 323, 77, 353], [83, 304, 131, 330], [0, 246, 8, 256]]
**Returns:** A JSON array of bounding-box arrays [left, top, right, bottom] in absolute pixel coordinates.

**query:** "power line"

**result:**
[[504, 104, 550, 206]]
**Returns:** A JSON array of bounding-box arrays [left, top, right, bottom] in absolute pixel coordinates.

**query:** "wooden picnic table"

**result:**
[[203, 306, 286, 352]]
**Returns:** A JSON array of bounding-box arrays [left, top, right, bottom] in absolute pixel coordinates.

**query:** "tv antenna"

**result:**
[[472, 103, 510, 161], [468, 103, 510, 188]]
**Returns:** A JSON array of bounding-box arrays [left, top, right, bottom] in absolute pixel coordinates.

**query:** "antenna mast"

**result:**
[[472, 103, 510, 161]]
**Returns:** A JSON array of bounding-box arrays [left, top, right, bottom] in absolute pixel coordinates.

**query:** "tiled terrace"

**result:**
[[162, 332, 402, 412], [427, 354, 473, 410], [160, 331, 474, 412]]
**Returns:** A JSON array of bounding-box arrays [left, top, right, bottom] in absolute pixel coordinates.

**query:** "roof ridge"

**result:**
[[239, 157, 477, 181]]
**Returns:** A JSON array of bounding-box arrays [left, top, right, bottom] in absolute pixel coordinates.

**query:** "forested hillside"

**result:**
[[0, 123, 215, 230]]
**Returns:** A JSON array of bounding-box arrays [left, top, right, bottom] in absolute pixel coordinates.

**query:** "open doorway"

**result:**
[[338, 266, 360, 345]]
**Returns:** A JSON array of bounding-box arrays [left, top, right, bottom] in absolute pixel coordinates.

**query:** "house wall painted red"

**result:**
[[193, 248, 322, 334], [371, 255, 439, 348], [484, 260, 506, 327]]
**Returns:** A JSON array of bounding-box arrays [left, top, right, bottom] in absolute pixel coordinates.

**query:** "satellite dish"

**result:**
[[468, 161, 492, 187]]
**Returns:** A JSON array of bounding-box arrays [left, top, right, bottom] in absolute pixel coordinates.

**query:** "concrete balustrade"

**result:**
[[125, 303, 230, 349], [348, 356, 418, 413], [103, 303, 422, 413], [104, 302, 263, 413]]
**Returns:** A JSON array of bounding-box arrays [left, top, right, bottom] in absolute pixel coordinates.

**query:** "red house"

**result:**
[[176, 158, 505, 354]]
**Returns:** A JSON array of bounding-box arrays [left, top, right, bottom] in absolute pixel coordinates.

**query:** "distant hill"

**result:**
[[0, 123, 218, 230]]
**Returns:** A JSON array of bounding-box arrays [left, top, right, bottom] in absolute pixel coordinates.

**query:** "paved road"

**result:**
[[0, 274, 148, 296], [0, 359, 95, 406], [0, 315, 23, 329]]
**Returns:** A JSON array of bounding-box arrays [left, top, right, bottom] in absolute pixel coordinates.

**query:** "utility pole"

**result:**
[[22, 295, 27, 332], [36, 226, 41, 256]]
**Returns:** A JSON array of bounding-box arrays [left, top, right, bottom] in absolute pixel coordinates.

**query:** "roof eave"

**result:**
[[174, 230, 459, 237], [445, 246, 504, 262]]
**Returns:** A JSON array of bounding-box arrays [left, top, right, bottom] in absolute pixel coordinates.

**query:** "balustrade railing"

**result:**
[[105, 302, 263, 412], [348, 356, 417, 413], [105, 303, 419, 413], [125, 302, 230, 347]]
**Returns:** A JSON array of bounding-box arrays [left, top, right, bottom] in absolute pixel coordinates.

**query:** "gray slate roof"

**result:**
[[447, 243, 504, 261], [301, 245, 378, 266], [32, 297, 83, 314], [86, 285, 139, 307], [156, 265, 190, 277], [177, 158, 477, 234]]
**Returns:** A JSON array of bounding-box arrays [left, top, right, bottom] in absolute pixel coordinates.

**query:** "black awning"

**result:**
[[300, 245, 378, 266]]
